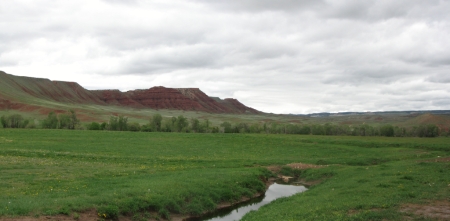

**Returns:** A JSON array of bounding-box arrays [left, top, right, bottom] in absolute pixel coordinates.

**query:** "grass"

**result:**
[[0, 130, 449, 220]]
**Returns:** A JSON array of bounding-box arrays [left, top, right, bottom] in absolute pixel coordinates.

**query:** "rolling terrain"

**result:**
[[1, 70, 450, 131], [0, 71, 259, 116]]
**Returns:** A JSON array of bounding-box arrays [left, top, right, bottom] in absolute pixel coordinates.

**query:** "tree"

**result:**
[[176, 115, 188, 132], [42, 112, 58, 129], [108, 115, 128, 131], [88, 122, 101, 130], [100, 122, 107, 130], [109, 116, 118, 130], [379, 124, 394, 137], [220, 121, 232, 133], [162, 118, 174, 132], [10, 114, 25, 128], [68, 109, 79, 129], [128, 122, 141, 132], [0, 116, 6, 128], [416, 124, 439, 137], [190, 118, 200, 132], [150, 113, 163, 132], [0, 114, 27, 128], [118, 115, 128, 131], [58, 114, 71, 129], [311, 124, 325, 135]]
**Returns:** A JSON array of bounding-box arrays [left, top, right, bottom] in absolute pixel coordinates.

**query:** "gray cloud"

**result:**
[[0, 0, 449, 114], [427, 74, 450, 84], [192, 0, 325, 12]]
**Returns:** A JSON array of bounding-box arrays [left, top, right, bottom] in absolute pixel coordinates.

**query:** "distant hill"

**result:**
[[0, 71, 260, 114]]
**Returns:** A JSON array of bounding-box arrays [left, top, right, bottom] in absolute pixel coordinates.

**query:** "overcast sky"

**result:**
[[1, 0, 449, 114]]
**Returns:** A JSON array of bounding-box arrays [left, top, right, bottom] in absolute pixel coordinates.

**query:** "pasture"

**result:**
[[0, 130, 449, 220]]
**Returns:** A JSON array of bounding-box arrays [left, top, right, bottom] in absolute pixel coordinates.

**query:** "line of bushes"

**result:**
[[85, 113, 444, 138], [0, 111, 445, 137]]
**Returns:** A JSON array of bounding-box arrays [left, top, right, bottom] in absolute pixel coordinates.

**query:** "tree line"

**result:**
[[0, 111, 446, 137], [0, 110, 79, 130], [86, 114, 444, 137]]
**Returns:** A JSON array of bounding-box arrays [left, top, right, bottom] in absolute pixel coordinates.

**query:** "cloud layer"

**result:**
[[1, 0, 449, 114]]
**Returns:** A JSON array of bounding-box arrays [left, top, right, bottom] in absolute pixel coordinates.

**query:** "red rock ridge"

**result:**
[[176, 88, 235, 113], [219, 98, 260, 114], [91, 90, 143, 107], [0, 71, 261, 114], [125, 87, 207, 111]]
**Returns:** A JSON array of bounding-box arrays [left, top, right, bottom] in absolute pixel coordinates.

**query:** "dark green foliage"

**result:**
[[97, 205, 119, 220], [158, 208, 169, 219], [68, 110, 79, 129], [42, 112, 58, 129], [0, 116, 4, 128], [109, 115, 128, 131], [311, 124, 325, 135], [151, 113, 163, 132], [58, 114, 71, 129], [175, 115, 189, 132], [41, 110, 79, 129], [0, 114, 29, 128], [190, 118, 200, 132], [129, 112, 444, 138], [88, 122, 101, 130], [415, 124, 440, 137], [100, 122, 107, 130], [380, 124, 395, 137], [220, 121, 233, 133], [128, 122, 141, 132]]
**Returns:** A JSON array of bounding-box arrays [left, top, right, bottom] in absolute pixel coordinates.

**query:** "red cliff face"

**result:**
[[176, 88, 236, 113], [220, 98, 260, 114], [0, 71, 261, 114], [91, 90, 143, 107], [125, 87, 206, 111]]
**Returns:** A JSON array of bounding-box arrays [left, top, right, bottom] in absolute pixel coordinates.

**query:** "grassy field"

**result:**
[[0, 130, 449, 220]]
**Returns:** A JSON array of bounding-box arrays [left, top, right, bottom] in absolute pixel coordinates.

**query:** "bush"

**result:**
[[0, 114, 29, 128], [128, 122, 141, 132], [97, 205, 119, 220], [88, 122, 101, 130], [158, 208, 169, 220], [379, 125, 394, 137]]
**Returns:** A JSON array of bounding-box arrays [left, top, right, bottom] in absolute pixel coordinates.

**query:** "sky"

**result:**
[[1, 0, 449, 114]]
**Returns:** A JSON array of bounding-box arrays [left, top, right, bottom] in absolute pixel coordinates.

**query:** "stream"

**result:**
[[186, 182, 307, 221]]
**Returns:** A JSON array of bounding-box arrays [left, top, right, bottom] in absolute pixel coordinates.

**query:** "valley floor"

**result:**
[[0, 130, 449, 220]]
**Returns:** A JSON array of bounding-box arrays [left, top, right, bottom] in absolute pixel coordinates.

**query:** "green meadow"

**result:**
[[0, 130, 449, 220]]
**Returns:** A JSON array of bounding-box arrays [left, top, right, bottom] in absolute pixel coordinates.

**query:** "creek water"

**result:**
[[186, 182, 307, 221]]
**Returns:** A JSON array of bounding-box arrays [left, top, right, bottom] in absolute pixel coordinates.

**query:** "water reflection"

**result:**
[[188, 183, 307, 221]]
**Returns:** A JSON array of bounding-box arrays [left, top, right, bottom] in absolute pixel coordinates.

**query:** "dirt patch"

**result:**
[[347, 208, 382, 216], [287, 163, 325, 170], [267, 163, 326, 187], [267, 162, 324, 173], [0, 209, 100, 221], [400, 200, 450, 221]]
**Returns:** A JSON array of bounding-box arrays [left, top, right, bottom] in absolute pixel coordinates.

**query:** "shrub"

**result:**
[[379, 124, 394, 137], [97, 205, 119, 220], [88, 122, 101, 130], [128, 122, 141, 132]]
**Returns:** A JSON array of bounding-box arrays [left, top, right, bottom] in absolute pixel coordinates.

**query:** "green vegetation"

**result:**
[[0, 130, 449, 220], [0, 114, 30, 128], [40, 110, 79, 129]]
